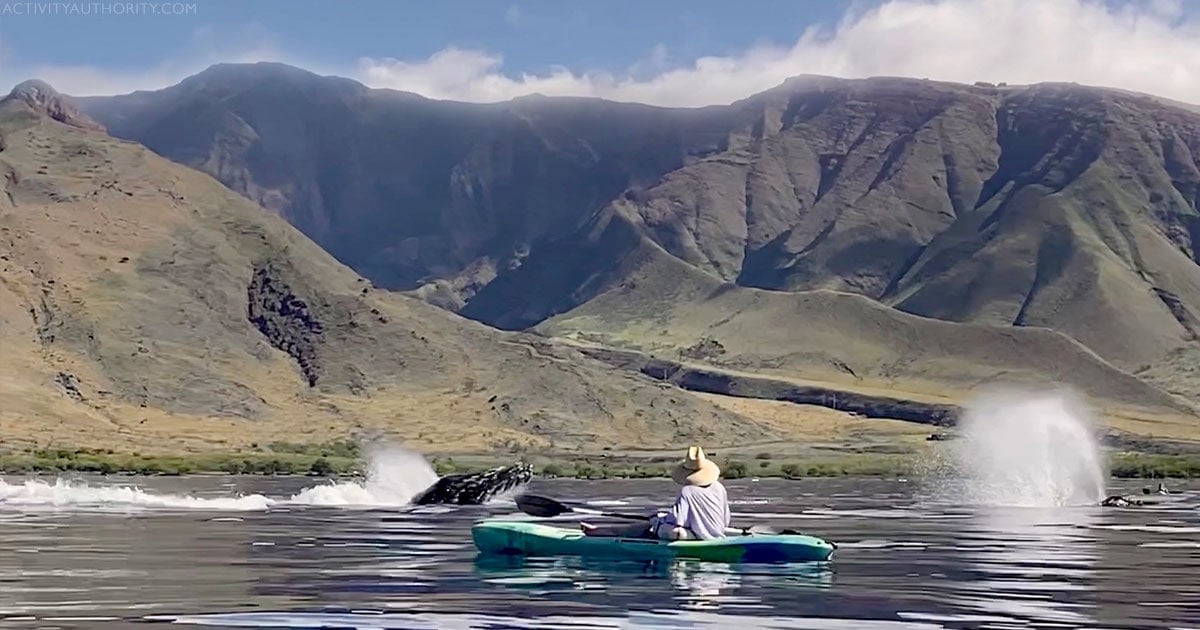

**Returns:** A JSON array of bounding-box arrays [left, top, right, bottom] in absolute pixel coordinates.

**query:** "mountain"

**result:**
[[467, 77, 1200, 372], [74, 64, 1200, 422], [78, 63, 742, 300], [534, 245, 1179, 411], [0, 80, 778, 455]]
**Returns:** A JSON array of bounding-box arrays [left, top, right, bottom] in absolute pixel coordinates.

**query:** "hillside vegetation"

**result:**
[[0, 81, 781, 455], [59, 66, 1200, 445]]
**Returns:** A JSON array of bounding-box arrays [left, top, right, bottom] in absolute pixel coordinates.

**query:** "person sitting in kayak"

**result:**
[[580, 445, 731, 540]]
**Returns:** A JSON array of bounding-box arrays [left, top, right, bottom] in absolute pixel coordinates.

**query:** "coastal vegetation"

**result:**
[[2, 445, 1196, 479]]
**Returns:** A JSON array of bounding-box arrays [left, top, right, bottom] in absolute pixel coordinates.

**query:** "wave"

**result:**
[[289, 444, 439, 507], [0, 477, 274, 511], [0, 444, 441, 512]]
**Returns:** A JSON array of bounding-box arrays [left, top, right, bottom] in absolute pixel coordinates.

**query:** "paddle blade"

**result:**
[[514, 494, 572, 518]]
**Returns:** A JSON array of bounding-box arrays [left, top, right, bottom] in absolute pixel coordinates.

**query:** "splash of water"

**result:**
[[928, 389, 1107, 507], [0, 478, 273, 511], [290, 443, 439, 507], [0, 443, 440, 512]]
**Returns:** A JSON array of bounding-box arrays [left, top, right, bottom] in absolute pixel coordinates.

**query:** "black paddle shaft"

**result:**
[[513, 494, 803, 535], [514, 494, 651, 521]]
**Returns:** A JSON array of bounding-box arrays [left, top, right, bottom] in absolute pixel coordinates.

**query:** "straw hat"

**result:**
[[671, 446, 721, 486]]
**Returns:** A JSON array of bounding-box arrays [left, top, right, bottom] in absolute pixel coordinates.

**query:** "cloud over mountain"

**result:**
[[6, 1, 1199, 107], [355, 0, 1200, 106]]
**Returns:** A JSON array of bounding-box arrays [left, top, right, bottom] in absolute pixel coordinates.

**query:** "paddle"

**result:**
[[514, 493, 652, 521], [513, 493, 804, 536]]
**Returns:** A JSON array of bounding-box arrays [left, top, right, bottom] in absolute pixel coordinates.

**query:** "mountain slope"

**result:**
[[78, 63, 741, 295], [458, 201, 1191, 423], [0, 81, 773, 454], [75, 65, 1200, 414], [531, 231, 1180, 414], [567, 80, 1200, 371]]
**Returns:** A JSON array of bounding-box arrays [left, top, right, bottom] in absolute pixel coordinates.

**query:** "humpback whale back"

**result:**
[[413, 463, 533, 505]]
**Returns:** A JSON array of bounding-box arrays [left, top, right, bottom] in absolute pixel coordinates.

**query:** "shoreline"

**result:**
[[1, 447, 1197, 479]]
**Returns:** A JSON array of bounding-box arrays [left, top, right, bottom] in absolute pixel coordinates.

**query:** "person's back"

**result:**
[[580, 445, 731, 541], [667, 481, 731, 540]]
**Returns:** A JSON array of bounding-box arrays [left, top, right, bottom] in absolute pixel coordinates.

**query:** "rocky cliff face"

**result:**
[[79, 63, 740, 295], [0, 81, 771, 453], [74, 65, 1200, 407], [247, 265, 325, 387], [572, 80, 1200, 371], [8, 80, 104, 131]]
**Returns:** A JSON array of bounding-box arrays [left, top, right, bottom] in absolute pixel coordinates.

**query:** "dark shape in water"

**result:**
[[413, 463, 533, 505], [1100, 483, 1169, 507]]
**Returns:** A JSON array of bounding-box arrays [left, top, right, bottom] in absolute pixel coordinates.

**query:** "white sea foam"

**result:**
[[0, 443, 441, 512], [288, 444, 438, 507], [0, 477, 273, 511]]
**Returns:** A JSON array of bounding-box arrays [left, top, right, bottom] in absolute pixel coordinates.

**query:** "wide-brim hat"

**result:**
[[671, 446, 720, 486]]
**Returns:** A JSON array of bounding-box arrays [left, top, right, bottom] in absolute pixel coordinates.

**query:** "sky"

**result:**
[[0, 0, 1199, 106]]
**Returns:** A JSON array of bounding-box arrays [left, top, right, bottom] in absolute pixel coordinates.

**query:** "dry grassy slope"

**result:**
[[624, 77, 999, 292], [71, 68, 1200, 436], [533, 223, 1187, 418], [888, 85, 1200, 370], [602, 81, 1200, 373], [80, 68, 1200, 383], [592, 82, 1200, 372], [0, 92, 777, 454]]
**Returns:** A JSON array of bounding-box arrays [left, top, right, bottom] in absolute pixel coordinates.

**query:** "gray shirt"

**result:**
[[666, 482, 731, 539]]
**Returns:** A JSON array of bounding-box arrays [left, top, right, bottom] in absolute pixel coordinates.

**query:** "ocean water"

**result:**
[[0, 475, 1196, 629]]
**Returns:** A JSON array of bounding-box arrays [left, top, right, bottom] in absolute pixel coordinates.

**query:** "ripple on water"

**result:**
[[145, 611, 952, 629], [0, 476, 1196, 629]]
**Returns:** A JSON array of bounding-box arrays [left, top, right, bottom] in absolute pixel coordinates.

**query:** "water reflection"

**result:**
[[472, 553, 834, 612], [1090, 484, 1200, 628], [0, 477, 1196, 629], [949, 506, 1100, 628], [0, 510, 271, 618]]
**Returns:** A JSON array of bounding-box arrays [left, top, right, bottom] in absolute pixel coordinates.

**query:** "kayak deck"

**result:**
[[472, 520, 834, 564]]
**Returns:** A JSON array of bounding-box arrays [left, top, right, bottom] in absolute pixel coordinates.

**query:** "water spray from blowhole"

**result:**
[[924, 388, 1107, 507]]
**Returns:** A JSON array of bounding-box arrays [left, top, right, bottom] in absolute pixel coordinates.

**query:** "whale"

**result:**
[[413, 462, 533, 505], [1100, 483, 1170, 507]]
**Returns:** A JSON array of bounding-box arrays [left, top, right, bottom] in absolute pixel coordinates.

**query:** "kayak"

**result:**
[[472, 521, 835, 564]]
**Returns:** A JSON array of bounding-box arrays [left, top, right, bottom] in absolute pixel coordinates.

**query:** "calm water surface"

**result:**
[[0, 476, 1196, 629]]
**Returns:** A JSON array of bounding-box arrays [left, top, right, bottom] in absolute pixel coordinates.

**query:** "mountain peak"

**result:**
[[9, 79, 58, 98], [5, 79, 104, 130]]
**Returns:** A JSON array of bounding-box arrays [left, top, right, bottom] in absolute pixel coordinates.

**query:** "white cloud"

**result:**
[[5, 0, 1200, 106], [356, 0, 1200, 106], [355, 48, 611, 103], [15, 50, 277, 96], [0, 26, 285, 96], [1147, 0, 1185, 20]]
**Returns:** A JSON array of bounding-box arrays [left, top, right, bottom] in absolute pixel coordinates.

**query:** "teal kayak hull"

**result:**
[[472, 521, 835, 564]]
